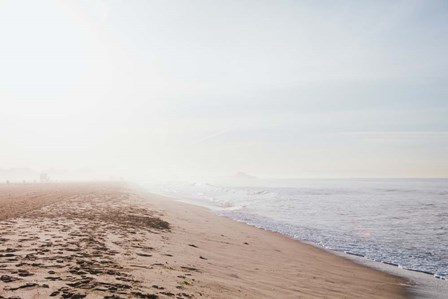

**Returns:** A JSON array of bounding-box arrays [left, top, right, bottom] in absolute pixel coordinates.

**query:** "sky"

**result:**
[[0, 0, 447, 180]]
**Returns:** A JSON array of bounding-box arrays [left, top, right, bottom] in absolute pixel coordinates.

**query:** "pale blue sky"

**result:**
[[0, 0, 447, 179]]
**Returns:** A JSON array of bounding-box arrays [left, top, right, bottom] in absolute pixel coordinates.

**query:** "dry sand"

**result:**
[[0, 183, 410, 298]]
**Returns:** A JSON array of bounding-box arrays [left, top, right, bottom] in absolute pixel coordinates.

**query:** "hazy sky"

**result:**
[[1, 0, 447, 180]]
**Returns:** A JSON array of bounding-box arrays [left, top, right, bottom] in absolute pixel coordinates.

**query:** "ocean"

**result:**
[[146, 178, 448, 280]]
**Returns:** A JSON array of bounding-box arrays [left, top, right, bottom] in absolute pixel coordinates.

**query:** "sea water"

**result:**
[[147, 178, 448, 279]]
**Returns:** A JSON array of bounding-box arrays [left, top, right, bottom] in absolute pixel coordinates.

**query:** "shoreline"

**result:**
[[144, 184, 448, 298], [338, 252, 448, 299], [216, 210, 448, 298], [132, 185, 411, 298], [1, 182, 410, 298]]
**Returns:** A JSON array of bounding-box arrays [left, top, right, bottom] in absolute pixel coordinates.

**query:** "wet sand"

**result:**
[[0, 183, 409, 298]]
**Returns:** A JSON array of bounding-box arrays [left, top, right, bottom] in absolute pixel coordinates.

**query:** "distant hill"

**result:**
[[203, 172, 258, 187], [233, 172, 257, 180]]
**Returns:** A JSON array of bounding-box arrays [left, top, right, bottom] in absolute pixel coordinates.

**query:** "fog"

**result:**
[[1, 0, 448, 183]]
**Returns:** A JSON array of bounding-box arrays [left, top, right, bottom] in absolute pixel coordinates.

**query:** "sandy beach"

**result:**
[[0, 183, 409, 298]]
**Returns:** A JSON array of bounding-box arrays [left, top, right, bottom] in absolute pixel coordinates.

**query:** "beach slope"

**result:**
[[0, 183, 408, 298]]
